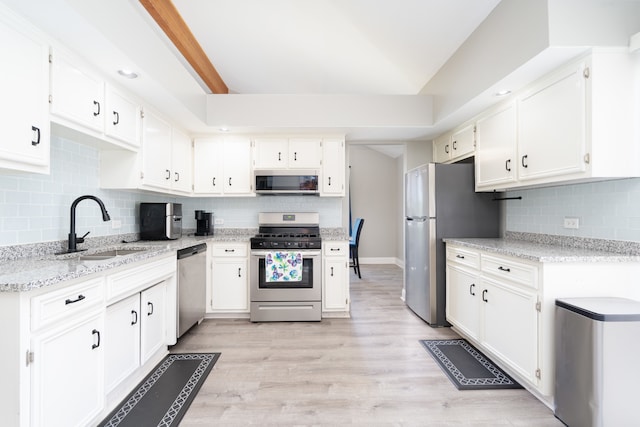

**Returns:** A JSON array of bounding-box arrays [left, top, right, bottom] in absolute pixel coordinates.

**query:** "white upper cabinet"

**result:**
[[140, 110, 173, 190], [0, 7, 50, 174], [50, 49, 141, 151], [170, 127, 193, 194], [475, 102, 518, 189], [193, 136, 253, 196], [253, 137, 321, 169], [475, 49, 639, 191], [320, 137, 346, 196], [433, 124, 475, 164]]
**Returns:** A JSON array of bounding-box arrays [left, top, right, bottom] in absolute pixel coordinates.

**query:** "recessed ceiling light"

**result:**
[[218, 127, 230, 132], [495, 90, 511, 97], [117, 69, 139, 79]]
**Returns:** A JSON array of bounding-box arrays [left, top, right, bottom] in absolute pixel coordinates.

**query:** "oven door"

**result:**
[[250, 250, 321, 302]]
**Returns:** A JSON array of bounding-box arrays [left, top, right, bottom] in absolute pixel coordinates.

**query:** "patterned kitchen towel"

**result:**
[[266, 251, 303, 282]]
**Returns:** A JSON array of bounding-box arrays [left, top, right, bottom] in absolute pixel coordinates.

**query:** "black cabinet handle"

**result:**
[[93, 100, 100, 117], [482, 289, 488, 303], [31, 126, 41, 146], [445, 144, 449, 154], [294, 152, 297, 161], [469, 283, 475, 296], [331, 266, 334, 277], [505, 159, 511, 172], [328, 176, 332, 186], [174, 172, 180, 182], [456, 254, 465, 259], [65, 294, 86, 305], [278, 152, 281, 161], [498, 266, 511, 272], [165, 169, 171, 180], [452, 140, 457, 150], [330, 247, 340, 252], [147, 301, 154, 316], [521, 155, 528, 168], [113, 111, 119, 125], [91, 329, 101, 349], [212, 177, 216, 187], [228, 177, 232, 186], [131, 310, 138, 325], [225, 249, 235, 253], [238, 268, 242, 278]]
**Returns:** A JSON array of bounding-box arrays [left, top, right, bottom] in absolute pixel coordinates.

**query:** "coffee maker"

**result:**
[[195, 210, 213, 236]]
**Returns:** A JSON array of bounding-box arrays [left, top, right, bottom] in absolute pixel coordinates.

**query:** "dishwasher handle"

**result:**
[[177, 243, 207, 259]]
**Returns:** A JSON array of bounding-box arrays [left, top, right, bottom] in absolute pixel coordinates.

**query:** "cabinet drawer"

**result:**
[[106, 256, 176, 303], [447, 246, 480, 269], [31, 276, 104, 331], [481, 254, 537, 289], [323, 241, 348, 257], [211, 243, 247, 257]]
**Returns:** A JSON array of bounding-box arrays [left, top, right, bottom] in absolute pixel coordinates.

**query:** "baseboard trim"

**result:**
[[360, 257, 403, 267]]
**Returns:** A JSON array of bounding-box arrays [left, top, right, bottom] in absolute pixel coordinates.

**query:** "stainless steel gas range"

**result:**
[[249, 212, 322, 322]]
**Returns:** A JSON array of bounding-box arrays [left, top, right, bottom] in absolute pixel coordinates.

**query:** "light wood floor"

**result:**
[[173, 265, 563, 426]]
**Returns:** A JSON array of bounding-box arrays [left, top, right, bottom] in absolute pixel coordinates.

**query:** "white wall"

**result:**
[[0, 135, 342, 246]]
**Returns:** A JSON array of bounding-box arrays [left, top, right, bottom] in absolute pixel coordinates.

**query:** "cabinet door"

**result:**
[[30, 312, 104, 427], [105, 294, 141, 393], [0, 13, 50, 173], [446, 264, 481, 340], [211, 258, 249, 311], [253, 138, 288, 168], [50, 51, 104, 132], [104, 86, 140, 148], [518, 63, 586, 181], [289, 138, 322, 168], [433, 133, 451, 163], [450, 125, 475, 161], [141, 111, 172, 190], [323, 257, 349, 311], [224, 136, 253, 194], [171, 127, 193, 193], [321, 138, 345, 196], [475, 103, 517, 189], [140, 282, 166, 365], [481, 278, 538, 383], [193, 137, 224, 195]]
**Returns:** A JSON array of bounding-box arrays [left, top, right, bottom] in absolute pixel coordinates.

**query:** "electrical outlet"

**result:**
[[563, 217, 579, 229], [111, 219, 122, 229], [214, 218, 224, 225]]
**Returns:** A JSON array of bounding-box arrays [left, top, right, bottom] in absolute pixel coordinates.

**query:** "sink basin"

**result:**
[[79, 248, 147, 260]]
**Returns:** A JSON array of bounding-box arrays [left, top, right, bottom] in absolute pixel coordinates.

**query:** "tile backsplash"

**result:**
[[0, 136, 342, 246], [505, 178, 640, 242]]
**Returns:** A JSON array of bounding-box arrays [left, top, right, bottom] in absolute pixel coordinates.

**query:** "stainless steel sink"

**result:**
[[79, 248, 147, 260]]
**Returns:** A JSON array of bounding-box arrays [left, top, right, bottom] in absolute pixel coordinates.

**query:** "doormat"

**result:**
[[420, 339, 522, 390], [99, 353, 220, 427]]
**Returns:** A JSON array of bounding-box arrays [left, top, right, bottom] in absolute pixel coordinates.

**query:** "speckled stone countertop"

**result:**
[[0, 227, 347, 292], [444, 232, 640, 263]]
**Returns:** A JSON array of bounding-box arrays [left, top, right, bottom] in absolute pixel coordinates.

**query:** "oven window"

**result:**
[[258, 258, 313, 289]]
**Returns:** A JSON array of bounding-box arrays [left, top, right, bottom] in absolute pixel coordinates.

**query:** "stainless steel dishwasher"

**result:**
[[176, 243, 207, 338]]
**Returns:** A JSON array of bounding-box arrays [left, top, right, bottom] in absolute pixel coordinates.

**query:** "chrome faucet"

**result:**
[[65, 195, 111, 253]]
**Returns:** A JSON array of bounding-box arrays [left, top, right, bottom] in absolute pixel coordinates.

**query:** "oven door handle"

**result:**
[[251, 250, 321, 257]]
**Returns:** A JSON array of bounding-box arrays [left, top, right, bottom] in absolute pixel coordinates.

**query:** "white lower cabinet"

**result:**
[[446, 243, 640, 407], [322, 241, 350, 315], [140, 282, 167, 363], [208, 243, 249, 313], [30, 310, 104, 427]]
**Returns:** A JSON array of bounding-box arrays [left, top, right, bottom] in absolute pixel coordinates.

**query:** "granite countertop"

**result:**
[[444, 233, 640, 263], [0, 227, 348, 293]]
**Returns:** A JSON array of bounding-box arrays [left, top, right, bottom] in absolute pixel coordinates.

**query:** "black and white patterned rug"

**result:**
[[99, 353, 220, 427], [420, 339, 522, 390]]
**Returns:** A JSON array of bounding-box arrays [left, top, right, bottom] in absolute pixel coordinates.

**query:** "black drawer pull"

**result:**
[[91, 329, 101, 349], [456, 254, 465, 259], [482, 289, 488, 303], [498, 266, 511, 272], [225, 249, 235, 253], [65, 294, 86, 305]]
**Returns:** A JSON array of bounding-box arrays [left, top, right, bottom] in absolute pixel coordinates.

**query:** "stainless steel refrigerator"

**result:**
[[404, 162, 500, 326]]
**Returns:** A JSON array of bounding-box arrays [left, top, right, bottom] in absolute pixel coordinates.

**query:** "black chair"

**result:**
[[349, 218, 365, 279]]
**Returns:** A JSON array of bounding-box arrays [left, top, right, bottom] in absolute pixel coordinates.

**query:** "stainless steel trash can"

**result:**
[[555, 297, 640, 427]]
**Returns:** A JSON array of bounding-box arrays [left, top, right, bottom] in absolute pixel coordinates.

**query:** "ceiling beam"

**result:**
[[139, 0, 228, 94]]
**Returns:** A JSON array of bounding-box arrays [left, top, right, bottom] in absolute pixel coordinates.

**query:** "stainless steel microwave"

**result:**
[[254, 170, 319, 195]]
